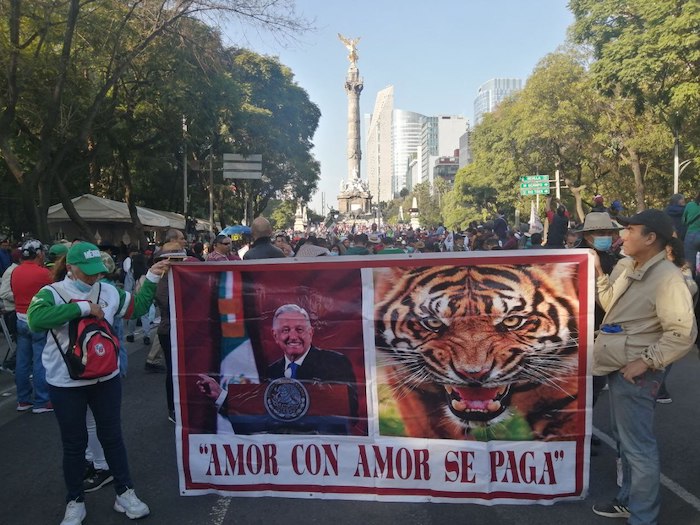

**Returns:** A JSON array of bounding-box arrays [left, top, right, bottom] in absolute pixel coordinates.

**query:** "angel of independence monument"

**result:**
[[336, 34, 372, 218]]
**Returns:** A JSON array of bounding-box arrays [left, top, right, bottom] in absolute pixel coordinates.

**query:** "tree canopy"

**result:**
[[0, 0, 317, 241]]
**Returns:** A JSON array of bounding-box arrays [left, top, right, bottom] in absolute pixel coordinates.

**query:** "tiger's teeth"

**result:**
[[487, 401, 501, 412], [451, 399, 467, 412], [445, 386, 453, 394]]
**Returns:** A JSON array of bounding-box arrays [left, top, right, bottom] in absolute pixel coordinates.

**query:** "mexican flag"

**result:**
[[217, 271, 259, 433]]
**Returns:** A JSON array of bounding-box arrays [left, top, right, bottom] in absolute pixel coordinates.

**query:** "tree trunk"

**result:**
[[565, 178, 587, 223], [627, 147, 646, 212], [118, 145, 148, 247], [215, 188, 228, 229], [18, 184, 43, 240], [56, 177, 94, 242]]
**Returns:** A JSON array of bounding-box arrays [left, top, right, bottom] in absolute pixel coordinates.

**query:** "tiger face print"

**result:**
[[374, 264, 580, 441]]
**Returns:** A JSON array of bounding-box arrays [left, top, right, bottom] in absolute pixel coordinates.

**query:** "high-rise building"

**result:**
[[420, 115, 467, 184], [433, 156, 460, 186], [366, 86, 394, 204], [473, 78, 523, 125], [367, 90, 466, 200], [393, 109, 424, 195], [420, 116, 438, 184], [458, 127, 472, 168]]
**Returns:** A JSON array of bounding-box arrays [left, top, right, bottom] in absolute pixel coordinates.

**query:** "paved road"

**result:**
[[1, 334, 700, 525]]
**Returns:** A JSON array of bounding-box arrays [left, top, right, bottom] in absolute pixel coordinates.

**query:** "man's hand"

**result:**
[[196, 374, 222, 400], [150, 259, 172, 277], [621, 358, 649, 383], [591, 249, 604, 277]]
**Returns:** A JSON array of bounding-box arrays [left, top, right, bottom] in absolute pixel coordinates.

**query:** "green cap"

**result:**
[[66, 242, 108, 275], [49, 243, 69, 257]]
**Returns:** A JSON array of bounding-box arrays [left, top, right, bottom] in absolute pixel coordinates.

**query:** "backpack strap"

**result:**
[[48, 284, 70, 305], [47, 285, 70, 359]]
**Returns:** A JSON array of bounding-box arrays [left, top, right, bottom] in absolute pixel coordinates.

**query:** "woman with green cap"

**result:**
[[46, 242, 69, 268], [27, 241, 171, 525]]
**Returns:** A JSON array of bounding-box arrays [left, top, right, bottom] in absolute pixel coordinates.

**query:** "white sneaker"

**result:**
[[60, 500, 86, 525], [114, 488, 150, 519]]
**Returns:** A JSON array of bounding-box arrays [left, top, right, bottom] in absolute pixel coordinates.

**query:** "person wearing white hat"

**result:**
[[12, 239, 53, 413], [577, 213, 624, 456]]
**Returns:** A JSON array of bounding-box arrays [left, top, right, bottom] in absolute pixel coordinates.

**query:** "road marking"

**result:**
[[593, 425, 700, 512], [209, 496, 231, 525]]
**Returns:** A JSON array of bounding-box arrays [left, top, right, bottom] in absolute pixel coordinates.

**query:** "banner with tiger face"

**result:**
[[171, 250, 593, 503], [374, 263, 581, 442]]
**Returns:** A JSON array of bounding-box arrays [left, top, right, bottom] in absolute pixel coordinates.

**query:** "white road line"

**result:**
[[593, 425, 700, 512], [209, 496, 231, 525]]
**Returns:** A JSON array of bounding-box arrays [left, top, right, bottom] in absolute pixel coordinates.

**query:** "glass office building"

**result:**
[[393, 109, 425, 195], [473, 78, 523, 125]]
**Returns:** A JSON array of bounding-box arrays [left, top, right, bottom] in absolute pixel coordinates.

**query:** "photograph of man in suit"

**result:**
[[197, 304, 359, 433]]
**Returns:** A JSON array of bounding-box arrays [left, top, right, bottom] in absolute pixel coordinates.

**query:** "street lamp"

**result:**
[[182, 116, 188, 216]]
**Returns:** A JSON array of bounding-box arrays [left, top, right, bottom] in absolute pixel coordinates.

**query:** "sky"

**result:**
[[222, 0, 575, 214]]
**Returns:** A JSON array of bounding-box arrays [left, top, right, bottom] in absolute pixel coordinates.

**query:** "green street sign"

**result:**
[[520, 187, 551, 196], [520, 182, 550, 189], [520, 174, 549, 182]]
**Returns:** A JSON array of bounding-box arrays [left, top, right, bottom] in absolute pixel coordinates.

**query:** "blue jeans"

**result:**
[[15, 318, 49, 407], [608, 369, 664, 525], [49, 376, 133, 502], [683, 230, 700, 276]]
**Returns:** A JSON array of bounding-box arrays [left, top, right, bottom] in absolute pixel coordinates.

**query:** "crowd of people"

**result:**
[[1, 192, 699, 525]]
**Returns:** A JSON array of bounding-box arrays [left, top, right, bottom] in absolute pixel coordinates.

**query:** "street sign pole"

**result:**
[[209, 152, 214, 234]]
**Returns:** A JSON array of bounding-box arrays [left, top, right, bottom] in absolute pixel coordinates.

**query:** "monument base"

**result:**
[[337, 194, 372, 215]]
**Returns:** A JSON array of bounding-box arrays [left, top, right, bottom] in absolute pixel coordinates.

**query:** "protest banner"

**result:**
[[171, 250, 593, 504]]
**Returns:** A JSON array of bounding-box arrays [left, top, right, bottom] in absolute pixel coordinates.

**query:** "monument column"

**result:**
[[339, 34, 363, 181], [345, 68, 363, 180]]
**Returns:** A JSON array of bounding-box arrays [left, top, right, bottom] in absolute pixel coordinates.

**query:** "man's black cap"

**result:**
[[617, 209, 674, 241]]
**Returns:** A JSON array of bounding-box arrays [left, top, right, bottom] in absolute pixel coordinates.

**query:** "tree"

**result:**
[[266, 199, 297, 230], [225, 49, 321, 219], [443, 48, 678, 223], [570, 0, 700, 173], [0, 0, 311, 241], [411, 181, 445, 228], [570, 0, 699, 118]]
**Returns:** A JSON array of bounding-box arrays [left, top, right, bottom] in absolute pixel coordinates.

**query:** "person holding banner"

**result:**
[[27, 242, 171, 525], [591, 209, 697, 524]]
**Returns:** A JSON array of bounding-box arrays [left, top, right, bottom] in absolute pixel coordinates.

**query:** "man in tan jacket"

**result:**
[[591, 209, 697, 524]]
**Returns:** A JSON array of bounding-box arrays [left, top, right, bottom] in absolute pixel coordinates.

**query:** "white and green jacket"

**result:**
[[27, 272, 161, 387]]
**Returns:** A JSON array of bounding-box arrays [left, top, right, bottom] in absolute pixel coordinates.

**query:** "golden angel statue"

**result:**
[[338, 33, 360, 67]]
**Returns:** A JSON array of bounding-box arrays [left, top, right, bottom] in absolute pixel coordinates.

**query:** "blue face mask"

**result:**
[[593, 236, 613, 252], [329, 251, 339, 256], [73, 278, 93, 293]]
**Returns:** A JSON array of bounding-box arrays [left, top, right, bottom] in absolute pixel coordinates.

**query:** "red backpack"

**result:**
[[49, 284, 119, 380]]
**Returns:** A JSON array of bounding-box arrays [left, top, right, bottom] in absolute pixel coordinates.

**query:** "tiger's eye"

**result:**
[[501, 316, 526, 330], [419, 316, 444, 333]]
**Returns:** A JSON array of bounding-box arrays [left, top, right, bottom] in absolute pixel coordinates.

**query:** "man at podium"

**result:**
[[198, 304, 359, 435]]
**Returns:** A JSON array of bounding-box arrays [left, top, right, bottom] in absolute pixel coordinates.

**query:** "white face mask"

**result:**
[[73, 278, 93, 293]]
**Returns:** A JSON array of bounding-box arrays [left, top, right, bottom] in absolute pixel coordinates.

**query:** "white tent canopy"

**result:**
[[47, 194, 211, 245], [48, 194, 172, 228]]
